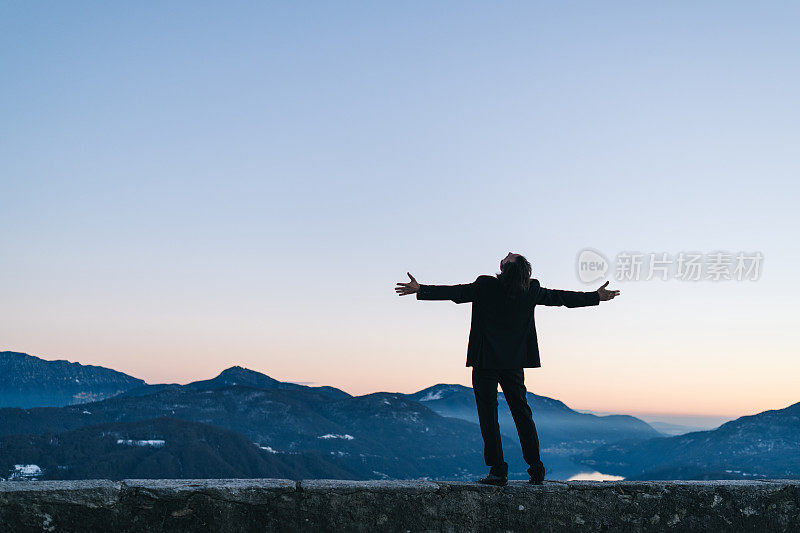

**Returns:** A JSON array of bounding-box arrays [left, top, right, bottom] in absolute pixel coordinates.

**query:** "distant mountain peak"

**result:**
[[415, 384, 469, 402], [217, 366, 271, 380], [200, 366, 350, 399], [188, 366, 285, 390]]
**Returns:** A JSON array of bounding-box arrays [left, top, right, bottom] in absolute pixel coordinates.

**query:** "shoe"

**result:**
[[477, 473, 508, 486], [528, 464, 545, 485]]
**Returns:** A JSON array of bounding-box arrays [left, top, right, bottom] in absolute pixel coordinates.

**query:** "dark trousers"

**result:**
[[472, 367, 543, 477]]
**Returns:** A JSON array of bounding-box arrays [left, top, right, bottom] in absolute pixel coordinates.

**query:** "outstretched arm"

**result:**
[[395, 273, 477, 304], [536, 281, 620, 307]]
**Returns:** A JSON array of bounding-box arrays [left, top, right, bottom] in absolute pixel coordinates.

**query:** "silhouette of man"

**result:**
[[396, 252, 619, 485]]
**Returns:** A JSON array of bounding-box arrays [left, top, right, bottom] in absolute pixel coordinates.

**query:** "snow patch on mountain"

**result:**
[[116, 439, 165, 447], [9, 464, 42, 479], [418, 385, 460, 402], [257, 444, 280, 453]]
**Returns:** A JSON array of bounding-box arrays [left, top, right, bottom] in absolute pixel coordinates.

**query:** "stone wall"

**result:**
[[1, 479, 799, 532]]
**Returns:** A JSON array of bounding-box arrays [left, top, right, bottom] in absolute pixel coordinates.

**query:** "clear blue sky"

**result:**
[[2, 2, 798, 417]]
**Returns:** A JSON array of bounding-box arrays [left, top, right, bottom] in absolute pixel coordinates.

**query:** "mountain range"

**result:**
[[0, 351, 658, 481], [575, 402, 800, 480], [409, 384, 659, 456], [3, 351, 797, 482]]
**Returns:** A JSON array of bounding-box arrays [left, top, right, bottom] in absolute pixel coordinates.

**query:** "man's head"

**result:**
[[500, 252, 522, 268], [497, 252, 532, 296]]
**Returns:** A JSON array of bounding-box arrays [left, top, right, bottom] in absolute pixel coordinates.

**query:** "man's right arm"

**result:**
[[395, 273, 478, 304], [416, 282, 477, 304]]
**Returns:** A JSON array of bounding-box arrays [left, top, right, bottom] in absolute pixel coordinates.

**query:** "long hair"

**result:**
[[496, 255, 532, 297]]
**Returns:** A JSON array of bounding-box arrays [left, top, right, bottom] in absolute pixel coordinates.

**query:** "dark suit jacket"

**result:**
[[417, 275, 599, 369]]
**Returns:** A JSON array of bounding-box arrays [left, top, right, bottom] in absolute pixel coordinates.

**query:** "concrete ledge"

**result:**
[[1, 479, 799, 532]]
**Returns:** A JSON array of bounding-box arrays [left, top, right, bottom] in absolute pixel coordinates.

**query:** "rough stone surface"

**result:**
[[1, 479, 798, 532]]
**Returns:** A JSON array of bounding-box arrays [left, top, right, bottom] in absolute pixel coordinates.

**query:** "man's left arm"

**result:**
[[536, 281, 620, 307]]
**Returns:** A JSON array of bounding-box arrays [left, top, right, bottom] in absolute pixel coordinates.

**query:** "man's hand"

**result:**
[[597, 281, 620, 301], [395, 272, 420, 296]]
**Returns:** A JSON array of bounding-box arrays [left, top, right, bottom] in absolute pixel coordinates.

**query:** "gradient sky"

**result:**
[[2, 2, 798, 419]]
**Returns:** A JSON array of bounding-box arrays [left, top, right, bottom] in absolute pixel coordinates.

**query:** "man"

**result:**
[[395, 252, 619, 486]]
